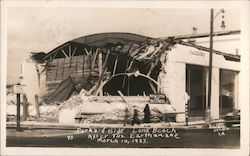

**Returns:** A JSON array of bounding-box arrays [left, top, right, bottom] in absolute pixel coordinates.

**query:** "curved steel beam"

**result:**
[[95, 72, 163, 95]]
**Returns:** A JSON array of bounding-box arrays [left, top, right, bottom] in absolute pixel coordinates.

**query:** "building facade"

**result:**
[[162, 33, 240, 122], [22, 31, 241, 123]]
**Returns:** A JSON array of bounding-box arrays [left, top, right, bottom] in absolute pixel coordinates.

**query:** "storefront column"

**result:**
[[234, 72, 239, 110], [210, 67, 220, 120], [162, 62, 186, 122]]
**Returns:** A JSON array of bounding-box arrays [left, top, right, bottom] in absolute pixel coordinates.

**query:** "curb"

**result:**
[[5, 120, 224, 130]]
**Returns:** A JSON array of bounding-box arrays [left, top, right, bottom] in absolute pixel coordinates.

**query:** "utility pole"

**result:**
[[205, 9, 214, 127], [14, 76, 25, 131], [13, 82, 24, 131], [16, 93, 21, 131]]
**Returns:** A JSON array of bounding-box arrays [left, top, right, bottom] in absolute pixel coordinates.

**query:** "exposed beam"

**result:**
[[90, 47, 93, 53], [69, 45, 71, 57], [69, 61, 72, 76], [147, 61, 156, 76], [75, 55, 78, 76], [52, 51, 59, 59], [149, 81, 157, 94], [127, 58, 134, 72], [112, 56, 118, 76], [91, 48, 99, 69], [61, 58, 65, 79], [55, 59, 59, 81], [43, 43, 70, 60], [86, 83, 98, 96], [158, 30, 241, 41], [179, 40, 240, 60], [84, 48, 89, 55], [127, 77, 130, 96], [98, 52, 103, 77], [72, 47, 77, 57], [137, 43, 163, 60], [122, 60, 130, 88], [82, 55, 85, 77], [61, 49, 69, 58], [117, 90, 132, 110], [98, 51, 103, 96], [96, 72, 164, 96], [94, 51, 110, 95]]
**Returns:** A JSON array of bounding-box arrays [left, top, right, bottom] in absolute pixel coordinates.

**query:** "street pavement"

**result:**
[[6, 121, 240, 148]]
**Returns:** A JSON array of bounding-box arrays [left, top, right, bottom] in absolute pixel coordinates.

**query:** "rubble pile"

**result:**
[[26, 87, 176, 124], [78, 109, 126, 123], [60, 95, 83, 110], [77, 103, 156, 124], [39, 105, 59, 119], [6, 89, 176, 124], [6, 93, 16, 105]]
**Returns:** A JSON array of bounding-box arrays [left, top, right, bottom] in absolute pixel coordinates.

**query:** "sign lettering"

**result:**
[[190, 50, 205, 57], [149, 94, 167, 104]]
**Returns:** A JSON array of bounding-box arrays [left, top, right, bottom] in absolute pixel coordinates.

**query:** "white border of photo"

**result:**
[[1, 0, 249, 156]]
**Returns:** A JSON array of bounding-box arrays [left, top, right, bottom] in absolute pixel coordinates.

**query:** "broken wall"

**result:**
[[35, 33, 177, 103], [157, 51, 187, 122], [21, 59, 40, 105], [43, 51, 109, 100]]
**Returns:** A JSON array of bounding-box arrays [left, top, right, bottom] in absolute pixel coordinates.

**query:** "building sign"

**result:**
[[13, 84, 24, 94], [149, 94, 167, 104], [190, 50, 205, 57]]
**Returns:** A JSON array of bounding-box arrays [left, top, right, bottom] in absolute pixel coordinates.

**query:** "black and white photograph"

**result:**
[[1, 1, 249, 156]]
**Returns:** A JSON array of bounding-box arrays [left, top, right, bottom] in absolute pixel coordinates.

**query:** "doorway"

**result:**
[[186, 64, 207, 119]]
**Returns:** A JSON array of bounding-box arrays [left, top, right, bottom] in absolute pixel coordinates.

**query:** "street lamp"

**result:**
[[205, 8, 226, 127]]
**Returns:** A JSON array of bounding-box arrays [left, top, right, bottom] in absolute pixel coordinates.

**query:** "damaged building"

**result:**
[[21, 31, 241, 123]]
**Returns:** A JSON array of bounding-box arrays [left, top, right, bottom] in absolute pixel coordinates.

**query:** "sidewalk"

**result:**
[[6, 119, 225, 130]]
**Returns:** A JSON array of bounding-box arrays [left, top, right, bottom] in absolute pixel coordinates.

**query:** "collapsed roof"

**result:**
[[32, 31, 240, 63], [35, 33, 176, 103], [44, 32, 153, 60], [31, 32, 240, 103]]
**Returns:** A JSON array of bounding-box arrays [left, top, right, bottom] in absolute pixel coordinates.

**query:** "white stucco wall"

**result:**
[[234, 71, 240, 110], [158, 59, 187, 122], [169, 44, 240, 71], [187, 34, 240, 55], [210, 67, 220, 120], [159, 43, 240, 122], [21, 59, 40, 105], [166, 61, 186, 122]]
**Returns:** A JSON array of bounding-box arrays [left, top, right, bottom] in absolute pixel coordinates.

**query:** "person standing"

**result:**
[[143, 104, 151, 123], [131, 109, 140, 126], [123, 107, 130, 126]]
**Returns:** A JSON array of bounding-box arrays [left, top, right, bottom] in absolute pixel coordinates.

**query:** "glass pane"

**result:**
[[186, 65, 207, 118], [220, 70, 237, 116]]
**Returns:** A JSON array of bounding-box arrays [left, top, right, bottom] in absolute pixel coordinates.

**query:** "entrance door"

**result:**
[[186, 65, 207, 119]]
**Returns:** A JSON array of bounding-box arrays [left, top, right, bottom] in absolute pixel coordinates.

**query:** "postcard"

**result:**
[[1, 1, 249, 156]]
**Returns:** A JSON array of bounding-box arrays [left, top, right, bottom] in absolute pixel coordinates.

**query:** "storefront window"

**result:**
[[219, 70, 238, 117], [186, 65, 207, 118]]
